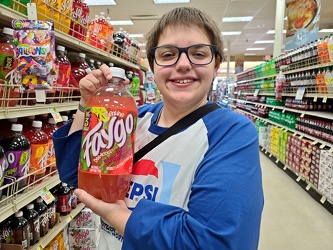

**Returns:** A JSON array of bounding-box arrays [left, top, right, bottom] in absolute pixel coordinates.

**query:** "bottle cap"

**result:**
[[15, 211, 23, 217], [32, 121, 42, 128], [3, 27, 14, 36], [11, 124, 23, 132], [48, 118, 56, 124], [27, 203, 34, 210], [79, 53, 86, 58], [110, 67, 125, 79], [62, 115, 68, 122], [36, 197, 43, 203], [89, 59, 94, 63], [62, 183, 68, 187], [57, 45, 65, 52]]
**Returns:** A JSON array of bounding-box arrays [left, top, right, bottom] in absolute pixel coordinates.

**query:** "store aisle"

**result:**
[[258, 153, 333, 250]]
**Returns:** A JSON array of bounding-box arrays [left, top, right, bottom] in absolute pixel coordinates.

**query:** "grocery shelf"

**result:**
[[0, 102, 79, 119], [260, 147, 333, 215], [0, 174, 60, 222], [30, 203, 86, 250]]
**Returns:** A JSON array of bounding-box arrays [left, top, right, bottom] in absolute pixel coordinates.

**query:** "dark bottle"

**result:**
[[12, 211, 30, 250], [34, 197, 49, 237], [47, 199, 57, 229], [0, 144, 8, 200], [56, 182, 71, 215], [69, 185, 78, 209], [23, 203, 40, 245], [0, 216, 14, 243]]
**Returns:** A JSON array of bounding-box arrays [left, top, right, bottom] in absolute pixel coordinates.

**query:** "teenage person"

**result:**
[[53, 7, 264, 250]]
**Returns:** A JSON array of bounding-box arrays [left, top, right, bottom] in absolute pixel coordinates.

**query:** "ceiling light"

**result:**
[[153, 0, 190, 3], [319, 29, 333, 33], [266, 30, 286, 34], [221, 31, 241, 36], [223, 48, 228, 51], [85, 0, 116, 5], [128, 34, 144, 38], [254, 40, 274, 44], [142, 50, 146, 53], [246, 48, 265, 51], [110, 20, 134, 25], [244, 53, 256, 56], [222, 16, 253, 22]]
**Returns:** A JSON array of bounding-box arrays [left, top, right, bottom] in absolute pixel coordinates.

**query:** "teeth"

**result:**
[[175, 79, 192, 83]]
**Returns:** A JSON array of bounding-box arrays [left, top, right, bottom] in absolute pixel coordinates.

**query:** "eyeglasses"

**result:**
[[151, 44, 217, 66]]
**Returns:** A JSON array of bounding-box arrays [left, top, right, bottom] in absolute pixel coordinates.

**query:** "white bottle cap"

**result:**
[[48, 118, 56, 124], [36, 197, 43, 203], [3, 27, 14, 36], [79, 53, 86, 58], [32, 121, 42, 128], [89, 59, 94, 63], [15, 211, 23, 217], [27, 203, 34, 210], [96, 61, 101, 65], [62, 115, 68, 122], [57, 45, 65, 52], [62, 183, 68, 187], [100, 12, 105, 16], [110, 67, 125, 79], [11, 124, 23, 132], [72, 114, 76, 119]]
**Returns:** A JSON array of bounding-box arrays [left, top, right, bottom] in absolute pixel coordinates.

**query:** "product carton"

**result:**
[[70, 208, 100, 228], [68, 227, 100, 247]]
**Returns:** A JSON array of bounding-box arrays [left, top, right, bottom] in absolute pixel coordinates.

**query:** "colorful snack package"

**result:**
[[11, 20, 56, 90]]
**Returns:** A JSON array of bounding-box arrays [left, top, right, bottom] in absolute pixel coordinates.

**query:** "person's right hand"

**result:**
[[79, 64, 113, 106]]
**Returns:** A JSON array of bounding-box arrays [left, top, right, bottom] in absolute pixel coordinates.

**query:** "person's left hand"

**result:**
[[74, 189, 131, 235]]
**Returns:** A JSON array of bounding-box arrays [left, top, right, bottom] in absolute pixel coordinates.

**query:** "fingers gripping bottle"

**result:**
[[79, 67, 138, 203]]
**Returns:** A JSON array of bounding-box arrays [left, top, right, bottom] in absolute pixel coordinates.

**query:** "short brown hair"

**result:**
[[146, 7, 224, 71]]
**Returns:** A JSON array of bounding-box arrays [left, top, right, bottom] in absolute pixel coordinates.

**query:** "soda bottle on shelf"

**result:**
[[34, 198, 49, 237], [1, 124, 30, 192], [69, 185, 78, 209], [113, 28, 125, 57], [56, 182, 71, 215], [328, 34, 333, 63], [24, 121, 49, 183], [79, 67, 138, 203], [54, 45, 71, 103], [22, 203, 40, 245], [58, 0, 73, 34], [32, 0, 60, 30], [88, 59, 96, 70], [46, 198, 56, 229], [44, 118, 58, 175], [0, 27, 19, 108], [0, 216, 14, 243], [105, 16, 114, 52], [70, 0, 87, 41], [0, 144, 8, 200], [12, 211, 30, 250], [71, 53, 91, 100], [96, 61, 102, 68]]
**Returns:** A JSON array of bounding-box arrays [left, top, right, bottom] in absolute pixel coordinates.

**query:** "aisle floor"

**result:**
[[258, 153, 333, 250]]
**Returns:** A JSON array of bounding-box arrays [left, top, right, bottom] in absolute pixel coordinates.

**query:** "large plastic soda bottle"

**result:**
[[79, 67, 138, 202], [70, 0, 89, 41], [58, 0, 73, 33], [33, 0, 60, 29], [34, 198, 49, 237], [0, 27, 19, 108], [22, 203, 40, 245], [43, 118, 58, 175], [71, 53, 91, 100], [54, 45, 71, 103], [24, 121, 49, 182], [12, 211, 30, 250], [1, 124, 30, 190]]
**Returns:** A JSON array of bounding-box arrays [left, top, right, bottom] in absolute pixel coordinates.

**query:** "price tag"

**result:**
[[323, 96, 328, 103], [283, 165, 287, 170], [311, 140, 318, 145], [320, 196, 326, 204], [66, 214, 73, 223], [276, 159, 279, 164], [313, 95, 317, 102], [306, 184, 311, 191], [300, 113, 305, 118], [320, 143, 326, 149], [254, 89, 260, 97], [269, 153, 272, 157], [265, 150, 268, 154], [38, 187, 55, 205], [295, 87, 305, 100], [27, 3, 37, 20], [282, 109, 285, 113], [37, 244, 44, 250], [35, 90, 46, 103], [296, 176, 302, 182], [49, 107, 63, 123]]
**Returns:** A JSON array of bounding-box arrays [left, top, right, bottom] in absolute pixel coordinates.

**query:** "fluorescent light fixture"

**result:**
[[128, 34, 144, 38], [142, 50, 146, 53], [138, 43, 146, 47], [223, 48, 228, 51], [153, 0, 190, 3], [254, 40, 274, 44], [222, 16, 253, 22], [319, 29, 333, 33], [244, 53, 256, 56], [246, 48, 265, 51], [110, 20, 134, 25], [266, 29, 286, 34], [221, 31, 241, 36], [85, 0, 116, 5]]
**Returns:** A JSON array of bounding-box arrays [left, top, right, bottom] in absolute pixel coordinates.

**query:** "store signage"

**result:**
[[285, 0, 321, 50]]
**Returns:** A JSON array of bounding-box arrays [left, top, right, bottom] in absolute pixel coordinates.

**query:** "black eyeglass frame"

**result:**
[[150, 44, 218, 66]]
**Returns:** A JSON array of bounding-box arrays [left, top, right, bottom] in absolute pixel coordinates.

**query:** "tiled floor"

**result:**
[[258, 153, 333, 250]]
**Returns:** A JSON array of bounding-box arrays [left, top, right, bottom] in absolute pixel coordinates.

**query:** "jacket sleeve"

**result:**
[[122, 115, 264, 250], [52, 121, 82, 187]]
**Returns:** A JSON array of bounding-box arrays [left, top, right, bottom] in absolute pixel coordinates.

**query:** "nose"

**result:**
[[175, 52, 191, 70]]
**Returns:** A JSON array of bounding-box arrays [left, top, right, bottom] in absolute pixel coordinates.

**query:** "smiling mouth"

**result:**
[[173, 79, 194, 84]]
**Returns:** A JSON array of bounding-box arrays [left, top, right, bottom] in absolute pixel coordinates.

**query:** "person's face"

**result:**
[[153, 24, 220, 108]]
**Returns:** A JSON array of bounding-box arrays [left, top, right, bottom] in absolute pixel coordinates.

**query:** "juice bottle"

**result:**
[[0, 144, 8, 200], [59, 0, 73, 33], [71, 53, 91, 100], [23, 203, 40, 245], [0, 27, 19, 108], [24, 121, 49, 182], [88, 59, 96, 70], [44, 118, 58, 175], [34, 197, 49, 237], [54, 45, 71, 103], [1, 124, 30, 190], [47, 199, 56, 229], [79, 67, 137, 203], [56, 182, 71, 215], [12, 211, 30, 250]]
